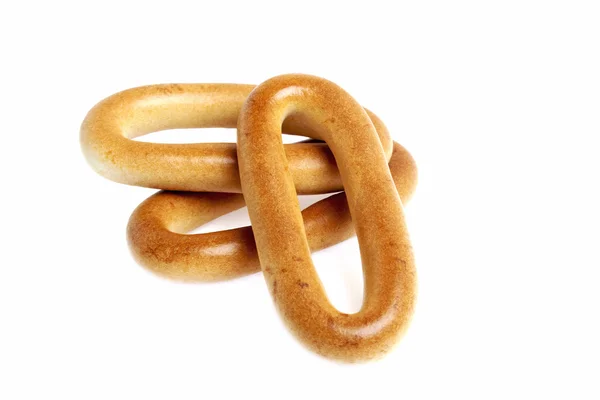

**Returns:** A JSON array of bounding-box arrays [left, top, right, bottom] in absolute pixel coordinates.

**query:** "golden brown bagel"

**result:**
[[80, 84, 393, 194], [127, 142, 417, 282], [237, 74, 416, 362]]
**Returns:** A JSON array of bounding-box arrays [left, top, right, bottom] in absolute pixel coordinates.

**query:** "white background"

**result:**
[[1, 1, 599, 399]]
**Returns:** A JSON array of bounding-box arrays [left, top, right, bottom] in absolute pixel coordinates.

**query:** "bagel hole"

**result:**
[[189, 206, 252, 234], [301, 194, 365, 314], [189, 194, 328, 234], [133, 128, 311, 144], [312, 238, 364, 315], [186, 192, 364, 314]]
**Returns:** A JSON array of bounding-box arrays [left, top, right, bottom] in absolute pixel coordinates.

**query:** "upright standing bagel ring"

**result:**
[[238, 74, 416, 361]]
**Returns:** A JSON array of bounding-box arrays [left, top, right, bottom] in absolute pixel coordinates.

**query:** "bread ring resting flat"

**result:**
[[237, 74, 416, 361], [127, 142, 417, 281], [80, 84, 393, 194]]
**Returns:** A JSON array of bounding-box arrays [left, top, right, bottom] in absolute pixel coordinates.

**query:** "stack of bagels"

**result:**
[[81, 74, 417, 362]]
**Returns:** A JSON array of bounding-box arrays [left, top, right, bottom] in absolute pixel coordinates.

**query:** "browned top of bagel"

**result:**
[[80, 84, 393, 194]]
